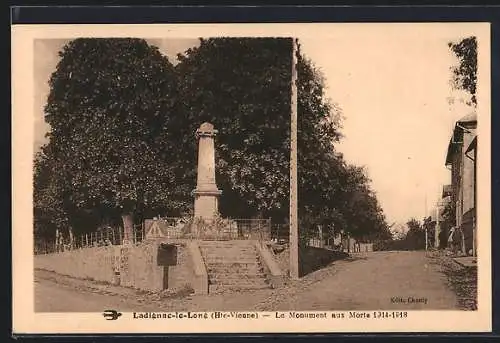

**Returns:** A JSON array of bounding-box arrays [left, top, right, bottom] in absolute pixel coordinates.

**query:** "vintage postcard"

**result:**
[[12, 22, 491, 334]]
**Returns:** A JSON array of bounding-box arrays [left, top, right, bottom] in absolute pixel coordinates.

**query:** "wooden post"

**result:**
[[289, 37, 299, 280], [55, 229, 59, 253], [435, 205, 440, 249], [425, 227, 428, 251], [473, 215, 476, 257], [461, 228, 466, 256], [473, 146, 477, 257]]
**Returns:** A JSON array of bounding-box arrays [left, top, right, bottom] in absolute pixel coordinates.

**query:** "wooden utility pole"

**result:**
[[289, 38, 299, 279], [424, 195, 428, 251], [425, 227, 428, 251], [435, 202, 441, 249]]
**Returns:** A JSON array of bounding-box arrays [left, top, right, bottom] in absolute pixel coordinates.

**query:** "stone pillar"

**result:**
[[193, 122, 222, 219]]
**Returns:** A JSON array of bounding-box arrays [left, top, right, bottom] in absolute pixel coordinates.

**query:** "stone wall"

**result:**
[[164, 240, 194, 290], [268, 244, 349, 277], [34, 239, 202, 293], [300, 246, 349, 276], [119, 241, 164, 291], [34, 246, 118, 284], [113, 239, 197, 292]]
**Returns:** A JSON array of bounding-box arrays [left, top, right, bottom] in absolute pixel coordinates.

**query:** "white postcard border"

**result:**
[[12, 22, 492, 334]]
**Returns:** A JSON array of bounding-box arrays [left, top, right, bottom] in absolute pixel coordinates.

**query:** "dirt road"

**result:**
[[35, 269, 272, 312], [35, 251, 460, 312], [255, 250, 459, 310]]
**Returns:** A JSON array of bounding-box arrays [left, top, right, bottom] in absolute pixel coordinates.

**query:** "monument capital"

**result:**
[[196, 122, 219, 138]]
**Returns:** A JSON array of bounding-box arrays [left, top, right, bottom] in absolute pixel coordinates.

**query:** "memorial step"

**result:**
[[207, 268, 264, 276], [198, 240, 271, 293], [203, 257, 260, 263], [207, 262, 262, 270], [202, 250, 258, 254], [209, 284, 270, 293], [207, 272, 264, 278], [209, 281, 270, 290], [201, 250, 258, 256], [199, 247, 256, 251]]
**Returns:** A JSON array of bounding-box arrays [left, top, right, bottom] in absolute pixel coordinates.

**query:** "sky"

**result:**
[[33, 32, 475, 226], [299, 36, 473, 226]]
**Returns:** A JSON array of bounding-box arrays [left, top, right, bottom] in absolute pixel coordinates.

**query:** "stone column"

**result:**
[[193, 122, 222, 219]]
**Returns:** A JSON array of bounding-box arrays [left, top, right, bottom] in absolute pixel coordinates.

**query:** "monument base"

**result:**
[[190, 216, 239, 240], [193, 188, 222, 220]]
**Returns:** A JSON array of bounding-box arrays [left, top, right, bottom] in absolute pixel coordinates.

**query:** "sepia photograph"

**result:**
[[12, 22, 491, 334]]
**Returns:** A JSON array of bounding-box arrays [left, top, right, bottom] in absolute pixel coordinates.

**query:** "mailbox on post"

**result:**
[[157, 243, 178, 266]]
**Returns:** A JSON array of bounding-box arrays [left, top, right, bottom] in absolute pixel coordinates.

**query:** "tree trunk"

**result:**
[[55, 229, 60, 252], [69, 227, 74, 250], [122, 213, 134, 245]]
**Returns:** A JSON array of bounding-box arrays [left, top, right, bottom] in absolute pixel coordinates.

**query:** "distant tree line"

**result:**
[[374, 218, 427, 251]]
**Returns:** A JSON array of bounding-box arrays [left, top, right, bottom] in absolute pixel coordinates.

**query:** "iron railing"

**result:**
[[144, 217, 272, 241], [34, 224, 145, 255], [271, 223, 289, 242], [34, 218, 275, 255]]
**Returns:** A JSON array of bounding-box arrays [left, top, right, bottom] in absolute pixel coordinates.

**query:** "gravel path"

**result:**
[[35, 269, 272, 312]]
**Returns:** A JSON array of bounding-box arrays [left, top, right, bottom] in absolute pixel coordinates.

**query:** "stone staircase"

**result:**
[[198, 240, 271, 293]]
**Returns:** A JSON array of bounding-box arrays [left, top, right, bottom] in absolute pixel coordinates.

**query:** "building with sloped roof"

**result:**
[[445, 112, 477, 256]]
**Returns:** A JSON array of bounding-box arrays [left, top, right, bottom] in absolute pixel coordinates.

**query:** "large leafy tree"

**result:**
[[341, 170, 391, 241], [33, 148, 70, 242], [448, 36, 477, 106], [41, 38, 178, 241], [296, 52, 389, 242], [297, 53, 343, 234], [403, 218, 425, 250]]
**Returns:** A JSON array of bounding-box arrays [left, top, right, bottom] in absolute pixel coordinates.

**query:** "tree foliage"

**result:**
[[297, 52, 389, 242], [37, 38, 179, 239], [175, 38, 292, 222], [403, 218, 425, 250], [34, 37, 390, 244], [448, 36, 477, 106], [34, 148, 70, 240]]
